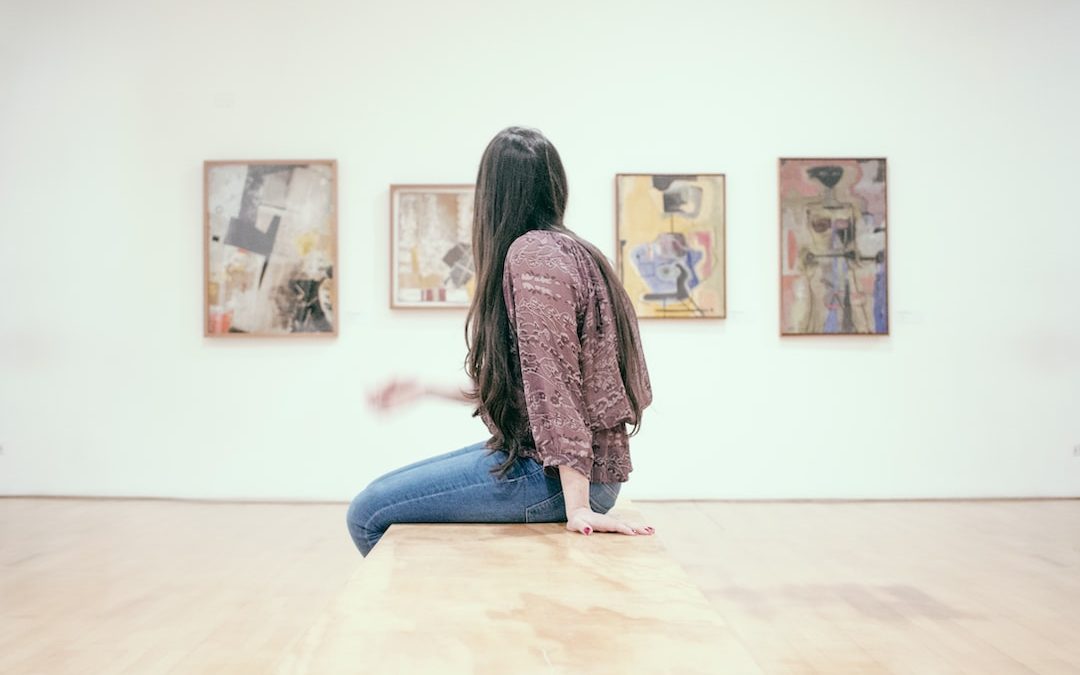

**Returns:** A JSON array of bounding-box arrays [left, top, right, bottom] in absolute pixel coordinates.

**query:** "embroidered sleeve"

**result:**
[[505, 237, 593, 477]]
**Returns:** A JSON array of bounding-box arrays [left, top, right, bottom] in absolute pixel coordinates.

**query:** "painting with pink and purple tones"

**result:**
[[779, 158, 888, 335]]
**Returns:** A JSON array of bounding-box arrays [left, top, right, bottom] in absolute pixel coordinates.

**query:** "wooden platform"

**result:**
[[2, 497, 1079, 674], [276, 503, 762, 674]]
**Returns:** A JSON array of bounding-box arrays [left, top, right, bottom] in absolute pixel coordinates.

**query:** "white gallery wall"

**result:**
[[1, 0, 1078, 501]]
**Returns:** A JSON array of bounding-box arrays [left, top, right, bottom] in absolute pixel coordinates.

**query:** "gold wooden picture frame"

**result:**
[[204, 160, 338, 337], [389, 184, 476, 309]]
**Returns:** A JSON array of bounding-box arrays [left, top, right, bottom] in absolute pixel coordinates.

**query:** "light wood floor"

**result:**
[[643, 500, 1080, 674], [1, 498, 1078, 674]]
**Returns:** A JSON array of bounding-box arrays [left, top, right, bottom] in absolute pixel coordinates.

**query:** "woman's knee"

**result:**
[[345, 484, 388, 556]]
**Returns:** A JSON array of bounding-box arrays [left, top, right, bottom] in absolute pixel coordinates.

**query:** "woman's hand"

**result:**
[[368, 378, 474, 412], [367, 378, 426, 412], [566, 507, 654, 537]]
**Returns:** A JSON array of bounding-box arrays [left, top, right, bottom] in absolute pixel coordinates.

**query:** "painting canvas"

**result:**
[[616, 174, 726, 319], [204, 160, 337, 337], [391, 185, 476, 308], [779, 158, 888, 335]]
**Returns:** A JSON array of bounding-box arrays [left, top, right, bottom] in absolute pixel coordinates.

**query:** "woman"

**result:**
[[347, 127, 654, 557]]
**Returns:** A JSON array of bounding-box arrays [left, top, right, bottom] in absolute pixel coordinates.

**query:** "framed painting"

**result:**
[[615, 174, 726, 319], [779, 158, 888, 336], [204, 160, 337, 337], [390, 184, 476, 309]]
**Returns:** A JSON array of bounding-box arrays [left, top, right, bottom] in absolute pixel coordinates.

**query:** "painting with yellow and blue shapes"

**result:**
[[615, 174, 726, 319]]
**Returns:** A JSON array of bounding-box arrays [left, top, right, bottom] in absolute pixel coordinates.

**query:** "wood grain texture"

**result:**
[[277, 504, 761, 675], [0, 498, 356, 675], [2, 498, 1078, 674], [645, 500, 1080, 675]]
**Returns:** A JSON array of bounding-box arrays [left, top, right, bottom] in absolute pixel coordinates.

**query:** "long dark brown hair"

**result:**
[[465, 126, 648, 476]]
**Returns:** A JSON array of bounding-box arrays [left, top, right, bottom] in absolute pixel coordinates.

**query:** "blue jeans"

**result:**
[[346, 441, 622, 556]]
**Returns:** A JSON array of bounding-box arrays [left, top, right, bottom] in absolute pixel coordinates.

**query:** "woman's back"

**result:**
[[486, 229, 652, 483]]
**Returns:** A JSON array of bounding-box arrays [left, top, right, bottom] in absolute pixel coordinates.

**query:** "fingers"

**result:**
[[566, 512, 656, 538], [366, 382, 390, 410], [565, 515, 592, 536], [598, 516, 654, 536], [367, 386, 388, 408], [367, 379, 420, 411], [368, 386, 394, 410]]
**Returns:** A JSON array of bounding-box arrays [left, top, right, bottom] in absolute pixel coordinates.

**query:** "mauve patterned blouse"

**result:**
[[481, 230, 652, 483]]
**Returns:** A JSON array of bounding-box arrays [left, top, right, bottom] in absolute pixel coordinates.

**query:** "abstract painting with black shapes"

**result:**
[[205, 161, 336, 336], [779, 158, 888, 336]]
